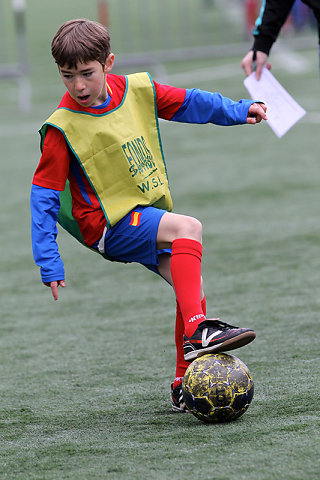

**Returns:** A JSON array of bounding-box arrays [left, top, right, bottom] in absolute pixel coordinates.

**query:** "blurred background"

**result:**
[[0, 0, 317, 114]]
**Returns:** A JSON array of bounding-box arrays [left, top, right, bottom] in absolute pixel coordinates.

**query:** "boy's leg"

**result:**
[[157, 253, 206, 387], [157, 253, 206, 412], [157, 212, 256, 362], [173, 296, 207, 389], [157, 212, 205, 337]]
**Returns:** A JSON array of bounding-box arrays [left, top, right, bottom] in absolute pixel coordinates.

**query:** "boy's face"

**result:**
[[59, 54, 114, 107]]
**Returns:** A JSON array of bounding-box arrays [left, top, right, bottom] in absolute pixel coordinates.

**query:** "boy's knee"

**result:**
[[157, 212, 203, 247], [179, 216, 202, 242]]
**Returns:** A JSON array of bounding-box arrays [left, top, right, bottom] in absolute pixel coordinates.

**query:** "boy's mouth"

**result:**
[[77, 94, 90, 104]]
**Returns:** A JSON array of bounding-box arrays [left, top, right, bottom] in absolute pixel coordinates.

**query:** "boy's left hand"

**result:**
[[247, 102, 267, 124]]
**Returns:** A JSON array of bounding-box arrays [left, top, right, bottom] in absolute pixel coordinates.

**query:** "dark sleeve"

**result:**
[[252, 0, 296, 54]]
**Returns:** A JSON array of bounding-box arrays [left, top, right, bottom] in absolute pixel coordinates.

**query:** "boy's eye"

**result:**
[[63, 74, 73, 79], [83, 72, 93, 77]]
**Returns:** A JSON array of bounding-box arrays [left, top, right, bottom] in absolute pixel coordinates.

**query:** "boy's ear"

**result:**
[[104, 53, 114, 73]]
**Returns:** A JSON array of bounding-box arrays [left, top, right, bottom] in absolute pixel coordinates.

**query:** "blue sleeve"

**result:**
[[30, 184, 65, 283], [254, 0, 266, 35], [171, 89, 254, 126]]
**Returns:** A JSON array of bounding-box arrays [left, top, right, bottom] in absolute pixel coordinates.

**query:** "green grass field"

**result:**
[[1, 1, 320, 479]]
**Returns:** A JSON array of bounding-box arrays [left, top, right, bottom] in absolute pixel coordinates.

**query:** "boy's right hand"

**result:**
[[44, 280, 66, 300]]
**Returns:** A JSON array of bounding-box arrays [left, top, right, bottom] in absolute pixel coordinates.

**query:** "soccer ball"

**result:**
[[182, 353, 254, 423]]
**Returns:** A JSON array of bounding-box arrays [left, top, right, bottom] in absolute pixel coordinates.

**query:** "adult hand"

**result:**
[[241, 50, 271, 80], [44, 279, 66, 300], [247, 102, 267, 124]]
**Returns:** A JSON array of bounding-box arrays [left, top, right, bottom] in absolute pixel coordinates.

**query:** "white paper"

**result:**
[[244, 68, 306, 138]]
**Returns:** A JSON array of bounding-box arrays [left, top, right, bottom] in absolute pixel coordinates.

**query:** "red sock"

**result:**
[[173, 296, 207, 390], [173, 301, 189, 389], [170, 238, 205, 337]]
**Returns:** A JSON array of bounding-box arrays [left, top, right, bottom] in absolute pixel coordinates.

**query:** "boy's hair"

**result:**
[[51, 19, 111, 69]]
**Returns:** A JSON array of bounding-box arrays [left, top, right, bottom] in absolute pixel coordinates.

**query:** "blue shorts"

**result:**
[[93, 206, 171, 274]]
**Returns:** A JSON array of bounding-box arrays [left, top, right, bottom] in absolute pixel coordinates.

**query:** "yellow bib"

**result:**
[[41, 72, 172, 240]]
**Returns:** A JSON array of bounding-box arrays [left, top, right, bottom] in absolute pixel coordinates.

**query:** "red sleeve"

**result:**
[[153, 81, 186, 120], [32, 125, 70, 191]]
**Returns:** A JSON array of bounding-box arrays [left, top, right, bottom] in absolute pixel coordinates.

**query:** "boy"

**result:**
[[31, 19, 267, 412]]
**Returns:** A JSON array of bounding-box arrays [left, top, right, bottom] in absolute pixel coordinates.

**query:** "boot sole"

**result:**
[[184, 331, 256, 362]]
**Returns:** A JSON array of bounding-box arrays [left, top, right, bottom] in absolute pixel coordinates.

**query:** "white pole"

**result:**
[[12, 0, 30, 112], [12, 0, 26, 12]]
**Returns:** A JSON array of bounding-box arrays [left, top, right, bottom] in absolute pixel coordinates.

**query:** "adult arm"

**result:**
[[241, 0, 295, 79]]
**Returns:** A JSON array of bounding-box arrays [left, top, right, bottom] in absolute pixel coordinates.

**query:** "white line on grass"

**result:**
[[167, 63, 239, 86], [301, 112, 320, 123], [166, 48, 311, 86], [272, 44, 311, 73], [0, 123, 40, 136]]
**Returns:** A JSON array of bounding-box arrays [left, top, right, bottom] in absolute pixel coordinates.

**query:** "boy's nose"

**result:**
[[74, 76, 85, 92]]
